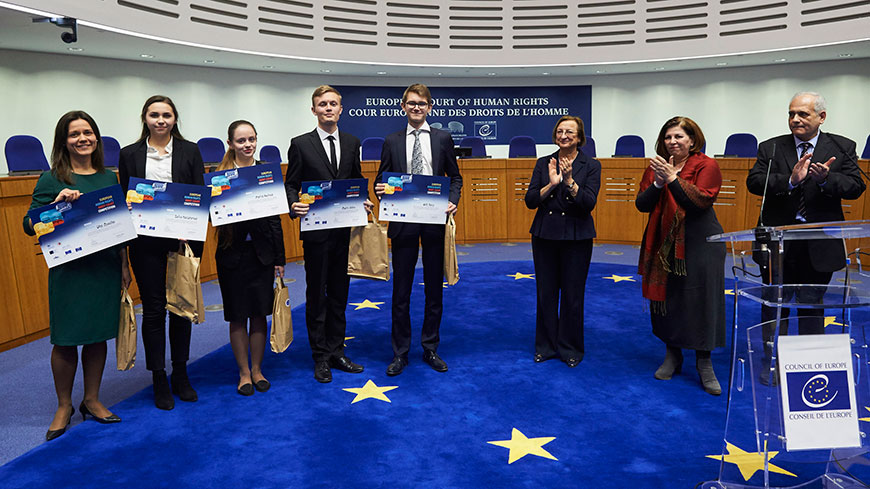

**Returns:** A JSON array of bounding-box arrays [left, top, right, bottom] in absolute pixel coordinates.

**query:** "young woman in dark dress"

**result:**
[[118, 95, 205, 410], [214, 120, 285, 395], [24, 111, 131, 440]]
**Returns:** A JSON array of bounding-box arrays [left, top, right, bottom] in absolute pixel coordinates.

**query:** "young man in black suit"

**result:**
[[285, 85, 373, 383], [747, 92, 865, 373], [375, 83, 463, 376]]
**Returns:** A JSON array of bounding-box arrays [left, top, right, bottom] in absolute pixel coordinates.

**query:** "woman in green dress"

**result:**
[[24, 111, 132, 440]]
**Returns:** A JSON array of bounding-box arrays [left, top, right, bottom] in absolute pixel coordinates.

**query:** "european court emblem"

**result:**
[[778, 334, 860, 451]]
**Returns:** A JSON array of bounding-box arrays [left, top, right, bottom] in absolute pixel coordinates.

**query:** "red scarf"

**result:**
[[638, 153, 720, 314]]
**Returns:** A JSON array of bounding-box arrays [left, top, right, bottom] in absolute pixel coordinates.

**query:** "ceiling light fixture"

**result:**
[[204, 59, 215, 64], [839, 53, 853, 58], [716, 62, 727, 66], [376, 71, 387, 75], [140, 53, 154, 59], [774, 58, 787, 62], [263, 65, 274, 69], [67, 47, 83, 52], [320, 69, 331, 73]]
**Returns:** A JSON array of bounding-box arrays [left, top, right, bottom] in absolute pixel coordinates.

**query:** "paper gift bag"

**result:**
[[443, 214, 459, 285], [347, 212, 390, 281], [116, 288, 137, 371], [270, 277, 293, 353], [166, 242, 205, 323]]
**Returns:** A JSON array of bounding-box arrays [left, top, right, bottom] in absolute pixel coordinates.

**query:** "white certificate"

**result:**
[[206, 162, 290, 226], [379, 172, 450, 225], [127, 178, 210, 241], [29, 184, 137, 268], [300, 178, 369, 232]]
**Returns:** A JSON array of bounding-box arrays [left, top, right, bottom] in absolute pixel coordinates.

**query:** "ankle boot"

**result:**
[[152, 370, 174, 410], [696, 352, 722, 396], [654, 346, 683, 380], [171, 362, 198, 402]]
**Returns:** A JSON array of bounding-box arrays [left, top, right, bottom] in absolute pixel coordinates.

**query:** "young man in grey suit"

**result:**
[[747, 91, 865, 380], [285, 85, 373, 383], [375, 83, 463, 376]]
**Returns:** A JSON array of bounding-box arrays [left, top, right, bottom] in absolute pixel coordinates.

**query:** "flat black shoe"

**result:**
[[254, 379, 271, 392], [171, 369, 198, 402], [330, 356, 364, 373], [534, 353, 545, 363], [237, 383, 254, 396], [422, 350, 448, 372], [152, 370, 174, 411], [386, 356, 407, 376], [45, 407, 74, 441], [79, 401, 121, 424], [314, 361, 332, 383], [565, 357, 582, 368]]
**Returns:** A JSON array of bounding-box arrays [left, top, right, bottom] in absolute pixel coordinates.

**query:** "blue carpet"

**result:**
[[2, 260, 837, 488]]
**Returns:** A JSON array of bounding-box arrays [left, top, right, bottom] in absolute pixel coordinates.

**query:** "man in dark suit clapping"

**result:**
[[285, 85, 373, 383], [375, 83, 463, 376], [747, 92, 865, 362]]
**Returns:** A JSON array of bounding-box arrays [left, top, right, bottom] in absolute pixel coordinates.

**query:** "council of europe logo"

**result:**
[[474, 121, 497, 140], [786, 371, 850, 412]]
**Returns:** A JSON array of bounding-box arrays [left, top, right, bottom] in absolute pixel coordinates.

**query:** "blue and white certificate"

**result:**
[[126, 178, 210, 241], [299, 178, 368, 232], [379, 172, 450, 225], [205, 162, 290, 226], [29, 184, 137, 268]]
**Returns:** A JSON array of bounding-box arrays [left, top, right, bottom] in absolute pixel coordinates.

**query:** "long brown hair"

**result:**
[[138, 95, 184, 142], [51, 111, 105, 185], [215, 120, 258, 248], [216, 120, 257, 171]]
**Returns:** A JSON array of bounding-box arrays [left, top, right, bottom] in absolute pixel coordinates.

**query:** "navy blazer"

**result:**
[[524, 150, 601, 241], [375, 126, 463, 238], [284, 128, 363, 243], [118, 137, 206, 256], [747, 132, 865, 272]]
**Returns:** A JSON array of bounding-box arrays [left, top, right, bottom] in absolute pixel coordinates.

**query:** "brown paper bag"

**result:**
[[444, 214, 459, 285], [347, 212, 390, 281], [270, 277, 293, 353], [166, 242, 204, 323], [116, 288, 137, 371]]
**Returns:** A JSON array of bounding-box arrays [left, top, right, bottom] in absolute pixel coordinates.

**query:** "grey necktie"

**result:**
[[796, 142, 811, 219], [411, 129, 423, 175]]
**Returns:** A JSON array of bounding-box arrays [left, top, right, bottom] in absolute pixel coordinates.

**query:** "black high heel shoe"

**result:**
[[79, 401, 121, 424], [45, 406, 74, 441]]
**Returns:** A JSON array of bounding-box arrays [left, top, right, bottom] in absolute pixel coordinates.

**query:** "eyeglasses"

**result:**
[[556, 130, 576, 136], [404, 101, 429, 108]]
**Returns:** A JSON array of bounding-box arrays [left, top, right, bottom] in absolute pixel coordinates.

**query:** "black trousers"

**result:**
[[531, 236, 593, 360], [129, 237, 192, 372], [390, 223, 445, 359], [761, 240, 832, 354], [302, 230, 351, 363]]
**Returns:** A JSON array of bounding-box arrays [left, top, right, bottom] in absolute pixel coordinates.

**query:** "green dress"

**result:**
[[24, 170, 123, 346]]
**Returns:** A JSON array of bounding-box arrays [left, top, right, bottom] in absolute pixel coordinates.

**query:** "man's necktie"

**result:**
[[327, 135, 338, 172], [797, 142, 811, 219], [411, 129, 423, 175]]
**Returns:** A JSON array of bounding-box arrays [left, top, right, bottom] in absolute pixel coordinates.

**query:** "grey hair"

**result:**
[[792, 91, 827, 114]]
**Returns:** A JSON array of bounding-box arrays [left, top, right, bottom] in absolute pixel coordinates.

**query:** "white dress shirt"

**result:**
[[404, 122, 433, 176], [316, 126, 341, 171], [145, 137, 173, 182]]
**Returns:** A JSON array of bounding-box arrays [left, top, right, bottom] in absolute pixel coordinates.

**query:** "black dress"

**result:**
[[636, 156, 726, 351], [215, 212, 285, 322]]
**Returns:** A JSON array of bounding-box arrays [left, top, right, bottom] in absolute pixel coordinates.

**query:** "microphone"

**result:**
[[755, 143, 776, 244]]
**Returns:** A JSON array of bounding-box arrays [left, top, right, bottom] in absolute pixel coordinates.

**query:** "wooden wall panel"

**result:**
[[460, 159, 508, 242], [506, 168, 534, 242], [595, 159, 646, 244], [0, 199, 28, 344]]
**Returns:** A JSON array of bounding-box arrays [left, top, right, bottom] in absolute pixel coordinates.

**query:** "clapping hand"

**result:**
[[548, 158, 561, 186], [649, 155, 677, 186], [559, 155, 574, 186], [808, 157, 835, 184], [790, 151, 813, 186]]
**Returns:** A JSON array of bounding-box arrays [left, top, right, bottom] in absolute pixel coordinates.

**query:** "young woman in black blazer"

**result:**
[[118, 95, 205, 410], [213, 120, 285, 396]]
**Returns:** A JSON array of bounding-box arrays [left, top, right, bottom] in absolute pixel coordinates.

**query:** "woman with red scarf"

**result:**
[[636, 116, 726, 396]]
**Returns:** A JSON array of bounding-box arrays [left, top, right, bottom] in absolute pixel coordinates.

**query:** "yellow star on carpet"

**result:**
[[705, 442, 796, 481], [603, 274, 635, 283], [342, 379, 398, 404], [507, 272, 535, 280], [859, 407, 870, 423], [725, 289, 735, 295], [348, 299, 384, 310], [824, 316, 844, 328], [343, 336, 355, 347], [418, 282, 449, 288], [487, 428, 558, 464]]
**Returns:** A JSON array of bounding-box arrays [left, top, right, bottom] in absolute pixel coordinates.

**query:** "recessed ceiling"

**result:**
[[0, 4, 867, 77]]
